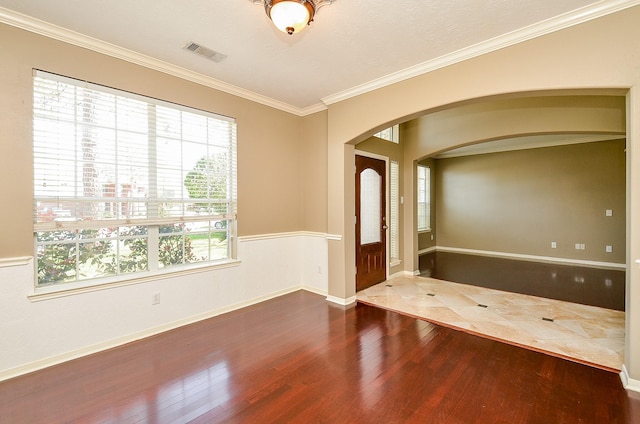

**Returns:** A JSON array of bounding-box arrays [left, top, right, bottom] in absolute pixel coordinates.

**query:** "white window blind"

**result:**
[[390, 160, 400, 260], [417, 165, 431, 232], [33, 70, 237, 286]]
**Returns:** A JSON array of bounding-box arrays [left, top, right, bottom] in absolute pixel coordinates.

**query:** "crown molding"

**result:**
[[298, 102, 329, 116], [321, 0, 640, 106], [2, 1, 638, 115], [0, 6, 306, 116]]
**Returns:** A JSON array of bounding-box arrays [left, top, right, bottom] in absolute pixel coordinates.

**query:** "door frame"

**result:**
[[355, 149, 390, 282]]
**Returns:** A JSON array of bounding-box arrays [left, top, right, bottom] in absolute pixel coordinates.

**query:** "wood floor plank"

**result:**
[[420, 251, 625, 310], [0, 290, 637, 423]]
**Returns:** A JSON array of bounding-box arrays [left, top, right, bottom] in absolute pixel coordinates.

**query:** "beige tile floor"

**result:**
[[357, 274, 625, 371]]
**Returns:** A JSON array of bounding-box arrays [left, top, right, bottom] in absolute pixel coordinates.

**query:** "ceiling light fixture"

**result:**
[[252, 0, 336, 35]]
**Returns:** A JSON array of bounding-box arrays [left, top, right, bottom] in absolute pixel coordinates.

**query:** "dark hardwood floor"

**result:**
[[1, 291, 638, 423], [420, 251, 626, 311]]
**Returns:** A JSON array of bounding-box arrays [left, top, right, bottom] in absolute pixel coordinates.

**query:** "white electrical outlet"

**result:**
[[152, 292, 160, 305], [606, 209, 613, 217], [551, 241, 557, 248], [606, 245, 613, 253]]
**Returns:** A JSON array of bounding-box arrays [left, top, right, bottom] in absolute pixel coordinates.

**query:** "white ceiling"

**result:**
[[0, 0, 637, 115]]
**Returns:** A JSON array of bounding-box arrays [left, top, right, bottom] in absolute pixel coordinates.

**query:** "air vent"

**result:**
[[184, 41, 227, 63]]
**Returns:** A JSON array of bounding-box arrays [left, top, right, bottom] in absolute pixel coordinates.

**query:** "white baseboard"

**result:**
[[301, 285, 328, 297], [326, 295, 357, 306], [387, 270, 416, 279], [434, 246, 626, 270], [0, 285, 306, 383], [620, 365, 640, 393]]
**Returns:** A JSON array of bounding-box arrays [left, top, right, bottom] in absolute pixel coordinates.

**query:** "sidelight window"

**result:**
[[417, 165, 431, 232], [390, 160, 400, 262]]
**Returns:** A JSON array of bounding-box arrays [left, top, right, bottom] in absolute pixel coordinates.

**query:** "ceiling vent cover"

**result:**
[[184, 41, 227, 63]]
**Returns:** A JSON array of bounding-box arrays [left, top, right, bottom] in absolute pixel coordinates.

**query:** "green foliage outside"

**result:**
[[37, 154, 229, 285], [183, 155, 228, 214], [37, 225, 227, 285], [37, 230, 112, 284]]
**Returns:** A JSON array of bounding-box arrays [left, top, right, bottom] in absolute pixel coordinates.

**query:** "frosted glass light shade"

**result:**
[[269, 1, 312, 34]]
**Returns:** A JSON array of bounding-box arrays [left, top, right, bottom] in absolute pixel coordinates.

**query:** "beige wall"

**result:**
[[405, 93, 627, 257], [406, 95, 626, 158], [0, 23, 305, 258], [0, 22, 328, 379], [434, 140, 626, 264], [326, 5, 640, 382], [355, 136, 402, 162], [301, 111, 328, 233], [355, 95, 627, 265]]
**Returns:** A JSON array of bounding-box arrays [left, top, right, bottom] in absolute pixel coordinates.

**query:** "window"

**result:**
[[390, 160, 400, 262], [417, 165, 430, 232], [374, 125, 399, 143], [33, 71, 237, 287]]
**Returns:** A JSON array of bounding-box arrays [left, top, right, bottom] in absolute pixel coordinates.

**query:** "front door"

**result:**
[[356, 155, 387, 291]]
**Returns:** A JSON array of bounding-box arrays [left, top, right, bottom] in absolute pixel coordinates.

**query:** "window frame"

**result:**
[[32, 70, 238, 294], [374, 125, 399, 144], [417, 164, 431, 233]]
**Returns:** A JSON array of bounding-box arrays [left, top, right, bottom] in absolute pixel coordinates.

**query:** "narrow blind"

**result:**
[[390, 160, 400, 260], [417, 165, 430, 231]]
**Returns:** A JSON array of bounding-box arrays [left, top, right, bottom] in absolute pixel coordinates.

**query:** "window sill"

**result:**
[[390, 259, 402, 267], [418, 228, 432, 234], [28, 259, 241, 302]]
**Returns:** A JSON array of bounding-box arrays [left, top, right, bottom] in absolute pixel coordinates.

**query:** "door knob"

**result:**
[[382, 224, 388, 230]]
